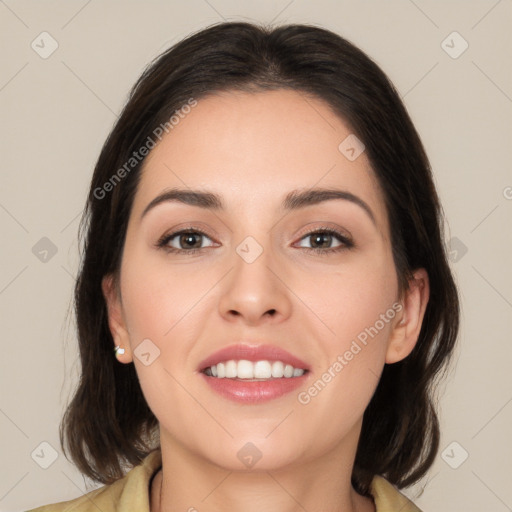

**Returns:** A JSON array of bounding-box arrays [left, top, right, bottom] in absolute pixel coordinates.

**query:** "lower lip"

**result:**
[[200, 373, 309, 403]]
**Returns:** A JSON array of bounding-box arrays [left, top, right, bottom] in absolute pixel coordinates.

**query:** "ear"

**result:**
[[101, 273, 133, 363], [386, 268, 430, 364]]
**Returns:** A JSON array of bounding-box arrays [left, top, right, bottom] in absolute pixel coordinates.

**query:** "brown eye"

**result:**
[[157, 229, 215, 252], [296, 229, 352, 253], [309, 232, 335, 249], [177, 232, 204, 249]]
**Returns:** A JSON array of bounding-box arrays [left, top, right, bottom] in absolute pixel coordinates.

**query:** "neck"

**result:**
[[150, 429, 375, 512]]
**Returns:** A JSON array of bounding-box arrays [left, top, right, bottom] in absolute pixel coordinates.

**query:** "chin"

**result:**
[[196, 435, 306, 473]]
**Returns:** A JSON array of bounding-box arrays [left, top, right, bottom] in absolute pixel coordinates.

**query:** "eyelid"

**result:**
[[294, 223, 353, 243]]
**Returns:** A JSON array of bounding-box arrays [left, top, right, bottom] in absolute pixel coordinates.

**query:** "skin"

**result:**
[[102, 89, 429, 512]]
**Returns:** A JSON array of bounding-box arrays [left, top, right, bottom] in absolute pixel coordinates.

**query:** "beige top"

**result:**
[[26, 449, 422, 511]]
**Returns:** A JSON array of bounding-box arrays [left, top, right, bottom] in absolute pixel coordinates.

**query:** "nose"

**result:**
[[217, 245, 292, 326]]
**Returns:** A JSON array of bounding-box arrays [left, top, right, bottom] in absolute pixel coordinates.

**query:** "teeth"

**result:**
[[204, 359, 306, 379], [225, 360, 237, 378], [271, 361, 284, 378], [254, 360, 271, 379]]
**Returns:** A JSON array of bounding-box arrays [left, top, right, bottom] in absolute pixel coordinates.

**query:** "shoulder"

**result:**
[[25, 449, 162, 512], [25, 484, 112, 512], [370, 475, 423, 512]]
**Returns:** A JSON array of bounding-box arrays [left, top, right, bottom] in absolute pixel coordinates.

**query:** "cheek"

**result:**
[[120, 251, 212, 345], [332, 271, 398, 355], [118, 253, 215, 420], [294, 249, 398, 406], [295, 246, 398, 350], [295, 282, 398, 448]]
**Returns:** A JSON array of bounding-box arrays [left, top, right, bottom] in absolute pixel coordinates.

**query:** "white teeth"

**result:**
[[225, 360, 237, 378], [237, 360, 254, 379], [271, 361, 284, 378], [254, 360, 272, 379], [204, 359, 306, 379], [283, 364, 294, 378]]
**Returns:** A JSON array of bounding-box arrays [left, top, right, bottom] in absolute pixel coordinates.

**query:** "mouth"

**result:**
[[198, 343, 310, 403]]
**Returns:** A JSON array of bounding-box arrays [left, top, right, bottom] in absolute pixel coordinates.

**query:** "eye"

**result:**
[[295, 228, 353, 254], [156, 229, 215, 253], [155, 226, 353, 255]]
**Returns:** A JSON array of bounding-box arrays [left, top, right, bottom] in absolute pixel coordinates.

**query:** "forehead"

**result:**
[[133, 89, 388, 232]]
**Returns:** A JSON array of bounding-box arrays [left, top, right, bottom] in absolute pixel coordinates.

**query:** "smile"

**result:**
[[203, 359, 306, 379]]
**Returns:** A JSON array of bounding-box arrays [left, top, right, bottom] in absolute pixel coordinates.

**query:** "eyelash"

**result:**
[[156, 226, 354, 256]]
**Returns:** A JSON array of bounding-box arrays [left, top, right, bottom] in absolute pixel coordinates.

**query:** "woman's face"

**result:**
[[104, 89, 420, 471]]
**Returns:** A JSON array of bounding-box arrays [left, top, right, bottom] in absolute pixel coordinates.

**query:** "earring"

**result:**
[[114, 345, 125, 357]]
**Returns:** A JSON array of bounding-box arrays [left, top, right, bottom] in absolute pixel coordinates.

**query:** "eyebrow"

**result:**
[[140, 187, 376, 225]]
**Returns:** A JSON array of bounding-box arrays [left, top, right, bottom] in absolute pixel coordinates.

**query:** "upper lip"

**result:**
[[198, 343, 310, 372]]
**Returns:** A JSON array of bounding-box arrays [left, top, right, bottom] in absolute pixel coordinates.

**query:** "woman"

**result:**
[[28, 21, 459, 512]]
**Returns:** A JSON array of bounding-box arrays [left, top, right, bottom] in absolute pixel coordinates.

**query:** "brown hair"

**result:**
[[60, 21, 459, 496]]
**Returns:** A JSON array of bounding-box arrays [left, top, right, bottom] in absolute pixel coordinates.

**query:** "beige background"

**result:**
[[1, 1, 511, 511]]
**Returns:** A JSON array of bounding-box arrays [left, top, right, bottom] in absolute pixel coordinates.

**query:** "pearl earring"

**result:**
[[114, 345, 125, 356]]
